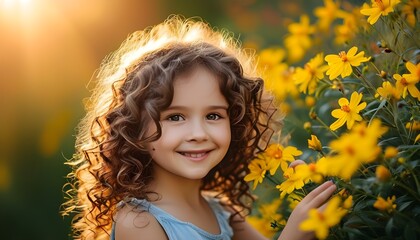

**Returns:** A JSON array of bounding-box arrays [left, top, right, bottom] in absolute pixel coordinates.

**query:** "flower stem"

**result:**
[[392, 180, 420, 202], [315, 116, 339, 138]]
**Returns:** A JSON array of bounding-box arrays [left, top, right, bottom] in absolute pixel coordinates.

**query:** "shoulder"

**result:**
[[114, 203, 168, 240]]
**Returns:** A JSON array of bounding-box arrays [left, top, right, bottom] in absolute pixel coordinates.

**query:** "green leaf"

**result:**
[[404, 225, 419, 240], [385, 217, 395, 236], [398, 201, 414, 211]]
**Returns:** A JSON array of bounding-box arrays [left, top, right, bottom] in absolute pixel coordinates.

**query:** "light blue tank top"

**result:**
[[110, 197, 233, 240]]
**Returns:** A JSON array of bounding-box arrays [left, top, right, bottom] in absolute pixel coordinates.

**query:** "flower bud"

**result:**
[[305, 96, 316, 108], [384, 146, 398, 159], [379, 70, 387, 79], [303, 122, 312, 131], [309, 110, 317, 120], [376, 165, 391, 182], [308, 135, 322, 152]]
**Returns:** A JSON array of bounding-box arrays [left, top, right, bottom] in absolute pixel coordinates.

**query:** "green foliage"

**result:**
[[248, 0, 420, 239]]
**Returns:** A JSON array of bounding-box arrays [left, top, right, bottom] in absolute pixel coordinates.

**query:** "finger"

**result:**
[[307, 184, 337, 208], [299, 181, 335, 205], [289, 160, 305, 168]]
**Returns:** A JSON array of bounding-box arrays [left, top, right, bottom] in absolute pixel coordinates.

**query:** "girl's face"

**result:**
[[147, 65, 231, 181]]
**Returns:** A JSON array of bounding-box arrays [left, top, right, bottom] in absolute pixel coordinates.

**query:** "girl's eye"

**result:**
[[167, 114, 184, 121], [206, 113, 221, 120]]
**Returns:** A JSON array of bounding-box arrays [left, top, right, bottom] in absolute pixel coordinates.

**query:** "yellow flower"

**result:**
[[415, 134, 420, 143], [264, 64, 299, 100], [303, 121, 312, 131], [376, 165, 392, 182], [308, 135, 322, 152], [393, 73, 420, 100], [334, 8, 363, 45], [285, 15, 315, 63], [312, 157, 332, 177], [246, 216, 278, 238], [259, 199, 287, 228], [279, 102, 292, 116], [276, 167, 307, 198], [375, 81, 400, 100], [373, 195, 397, 213], [305, 96, 316, 107], [258, 48, 299, 100], [402, 0, 420, 27], [406, 120, 420, 130], [334, 18, 356, 45], [294, 53, 329, 94], [265, 144, 303, 175], [404, 61, 420, 82], [325, 46, 371, 80], [258, 47, 286, 69], [384, 146, 398, 159], [326, 120, 385, 180], [247, 198, 286, 238], [330, 92, 367, 131], [244, 158, 268, 190], [398, 157, 406, 164], [353, 118, 388, 140], [342, 195, 353, 210], [300, 196, 348, 240], [360, 0, 401, 25], [314, 0, 348, 31], [294, 162, 324, 183]]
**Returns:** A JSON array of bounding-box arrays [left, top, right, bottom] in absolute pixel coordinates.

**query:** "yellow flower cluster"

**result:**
[[244, 143, 302, 190], [300, 195, 352, 239], [247, 199, 287, 238], [248, 0, 419, 238], [277, 119, 387, 197]]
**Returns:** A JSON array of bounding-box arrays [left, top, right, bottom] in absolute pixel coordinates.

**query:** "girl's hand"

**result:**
[[278, 160, 337, 240]]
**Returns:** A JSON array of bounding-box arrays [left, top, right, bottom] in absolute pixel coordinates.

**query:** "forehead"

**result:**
[[171, 65, 227, 106]]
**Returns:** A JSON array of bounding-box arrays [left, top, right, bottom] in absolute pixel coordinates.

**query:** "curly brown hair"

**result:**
[[61, 15, 280, 239]]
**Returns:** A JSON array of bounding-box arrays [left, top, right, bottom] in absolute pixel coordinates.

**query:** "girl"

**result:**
[[62, 16, 336, 240]]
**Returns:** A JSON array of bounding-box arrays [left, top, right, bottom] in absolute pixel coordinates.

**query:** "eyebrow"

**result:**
[[164, 105, 229, 111]]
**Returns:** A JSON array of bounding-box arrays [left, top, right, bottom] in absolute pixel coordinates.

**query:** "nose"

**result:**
[[187, 119, 209, 142]]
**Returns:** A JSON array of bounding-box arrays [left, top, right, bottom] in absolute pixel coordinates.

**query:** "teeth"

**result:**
[[183, 152, 206, 158]]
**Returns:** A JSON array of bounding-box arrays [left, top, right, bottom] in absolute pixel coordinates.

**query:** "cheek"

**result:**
[[149, 125, 181, 149], [213, 124, 231, 148]]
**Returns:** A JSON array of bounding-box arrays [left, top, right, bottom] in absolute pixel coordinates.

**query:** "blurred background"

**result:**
[[0, 0, 318, 239]]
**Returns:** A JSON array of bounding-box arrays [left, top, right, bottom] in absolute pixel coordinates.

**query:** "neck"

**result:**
[[148, 165, 204, 207]]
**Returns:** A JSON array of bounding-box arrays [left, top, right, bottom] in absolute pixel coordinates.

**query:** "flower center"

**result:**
[[339, 51, 348, 62], [375, 0, 385, 10], [341, 105, 351, 112], [317, 211, 325, 221], [304, 63, 315, 76], [309, 163, 316, 172], [346, 146, 355, 156], [357, 128, 366, 137], [273, 149, 283, 159], [400, 77, 408, 86]]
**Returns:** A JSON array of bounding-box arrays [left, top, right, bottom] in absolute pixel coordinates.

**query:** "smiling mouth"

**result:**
[[178, 151, 211, 159], [179, 152, 208, 157]]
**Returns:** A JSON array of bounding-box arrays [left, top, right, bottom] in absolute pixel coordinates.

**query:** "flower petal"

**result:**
[[330, 116, 347, 130], [347, 46, 358, 57], [338, 97, 350, 106]]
